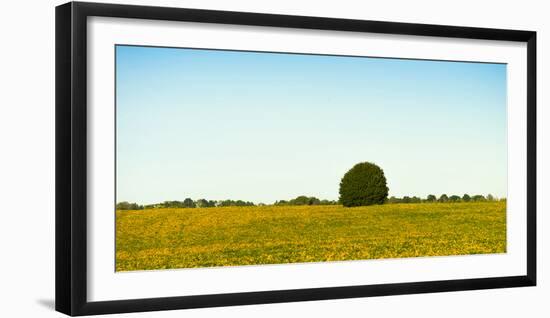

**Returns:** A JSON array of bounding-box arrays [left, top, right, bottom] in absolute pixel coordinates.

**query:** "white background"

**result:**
[[0, 0, 547, 317]]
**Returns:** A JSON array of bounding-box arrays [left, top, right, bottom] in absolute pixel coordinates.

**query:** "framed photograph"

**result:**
[[55, 1, 536, 316]]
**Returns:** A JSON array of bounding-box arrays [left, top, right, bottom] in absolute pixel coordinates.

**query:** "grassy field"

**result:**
[[116, 201, 506, 271]]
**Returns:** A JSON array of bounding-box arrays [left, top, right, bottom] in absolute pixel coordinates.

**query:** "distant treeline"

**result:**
[[387, 193, 504, 204], [116, 194, 504, 210], [116, 198, 256, 210], [274, 196, 338, 206]]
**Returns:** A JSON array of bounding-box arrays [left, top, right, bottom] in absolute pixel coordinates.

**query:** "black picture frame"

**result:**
[[55, 1, 537, 316]]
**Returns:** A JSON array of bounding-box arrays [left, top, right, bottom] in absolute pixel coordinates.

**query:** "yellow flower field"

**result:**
[[116, 201, 506, 271]]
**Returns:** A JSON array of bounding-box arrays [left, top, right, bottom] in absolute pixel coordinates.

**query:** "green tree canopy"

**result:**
[[116, 201, 143, 210], [449, 195, 461, 202], [339, 162, 388, 207], [182, 198, 196, 208], [471, 195, 486, 202], [426, 194, 437, 202]]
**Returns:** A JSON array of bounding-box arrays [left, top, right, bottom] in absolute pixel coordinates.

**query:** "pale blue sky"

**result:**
[[116, 45, 507, 204]]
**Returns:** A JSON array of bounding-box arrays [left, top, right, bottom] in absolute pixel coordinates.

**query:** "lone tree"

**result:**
[[339, 162, 388, 207]]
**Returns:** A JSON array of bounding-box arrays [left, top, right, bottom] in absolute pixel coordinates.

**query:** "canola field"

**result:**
[[116, 201, 506, 271]]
